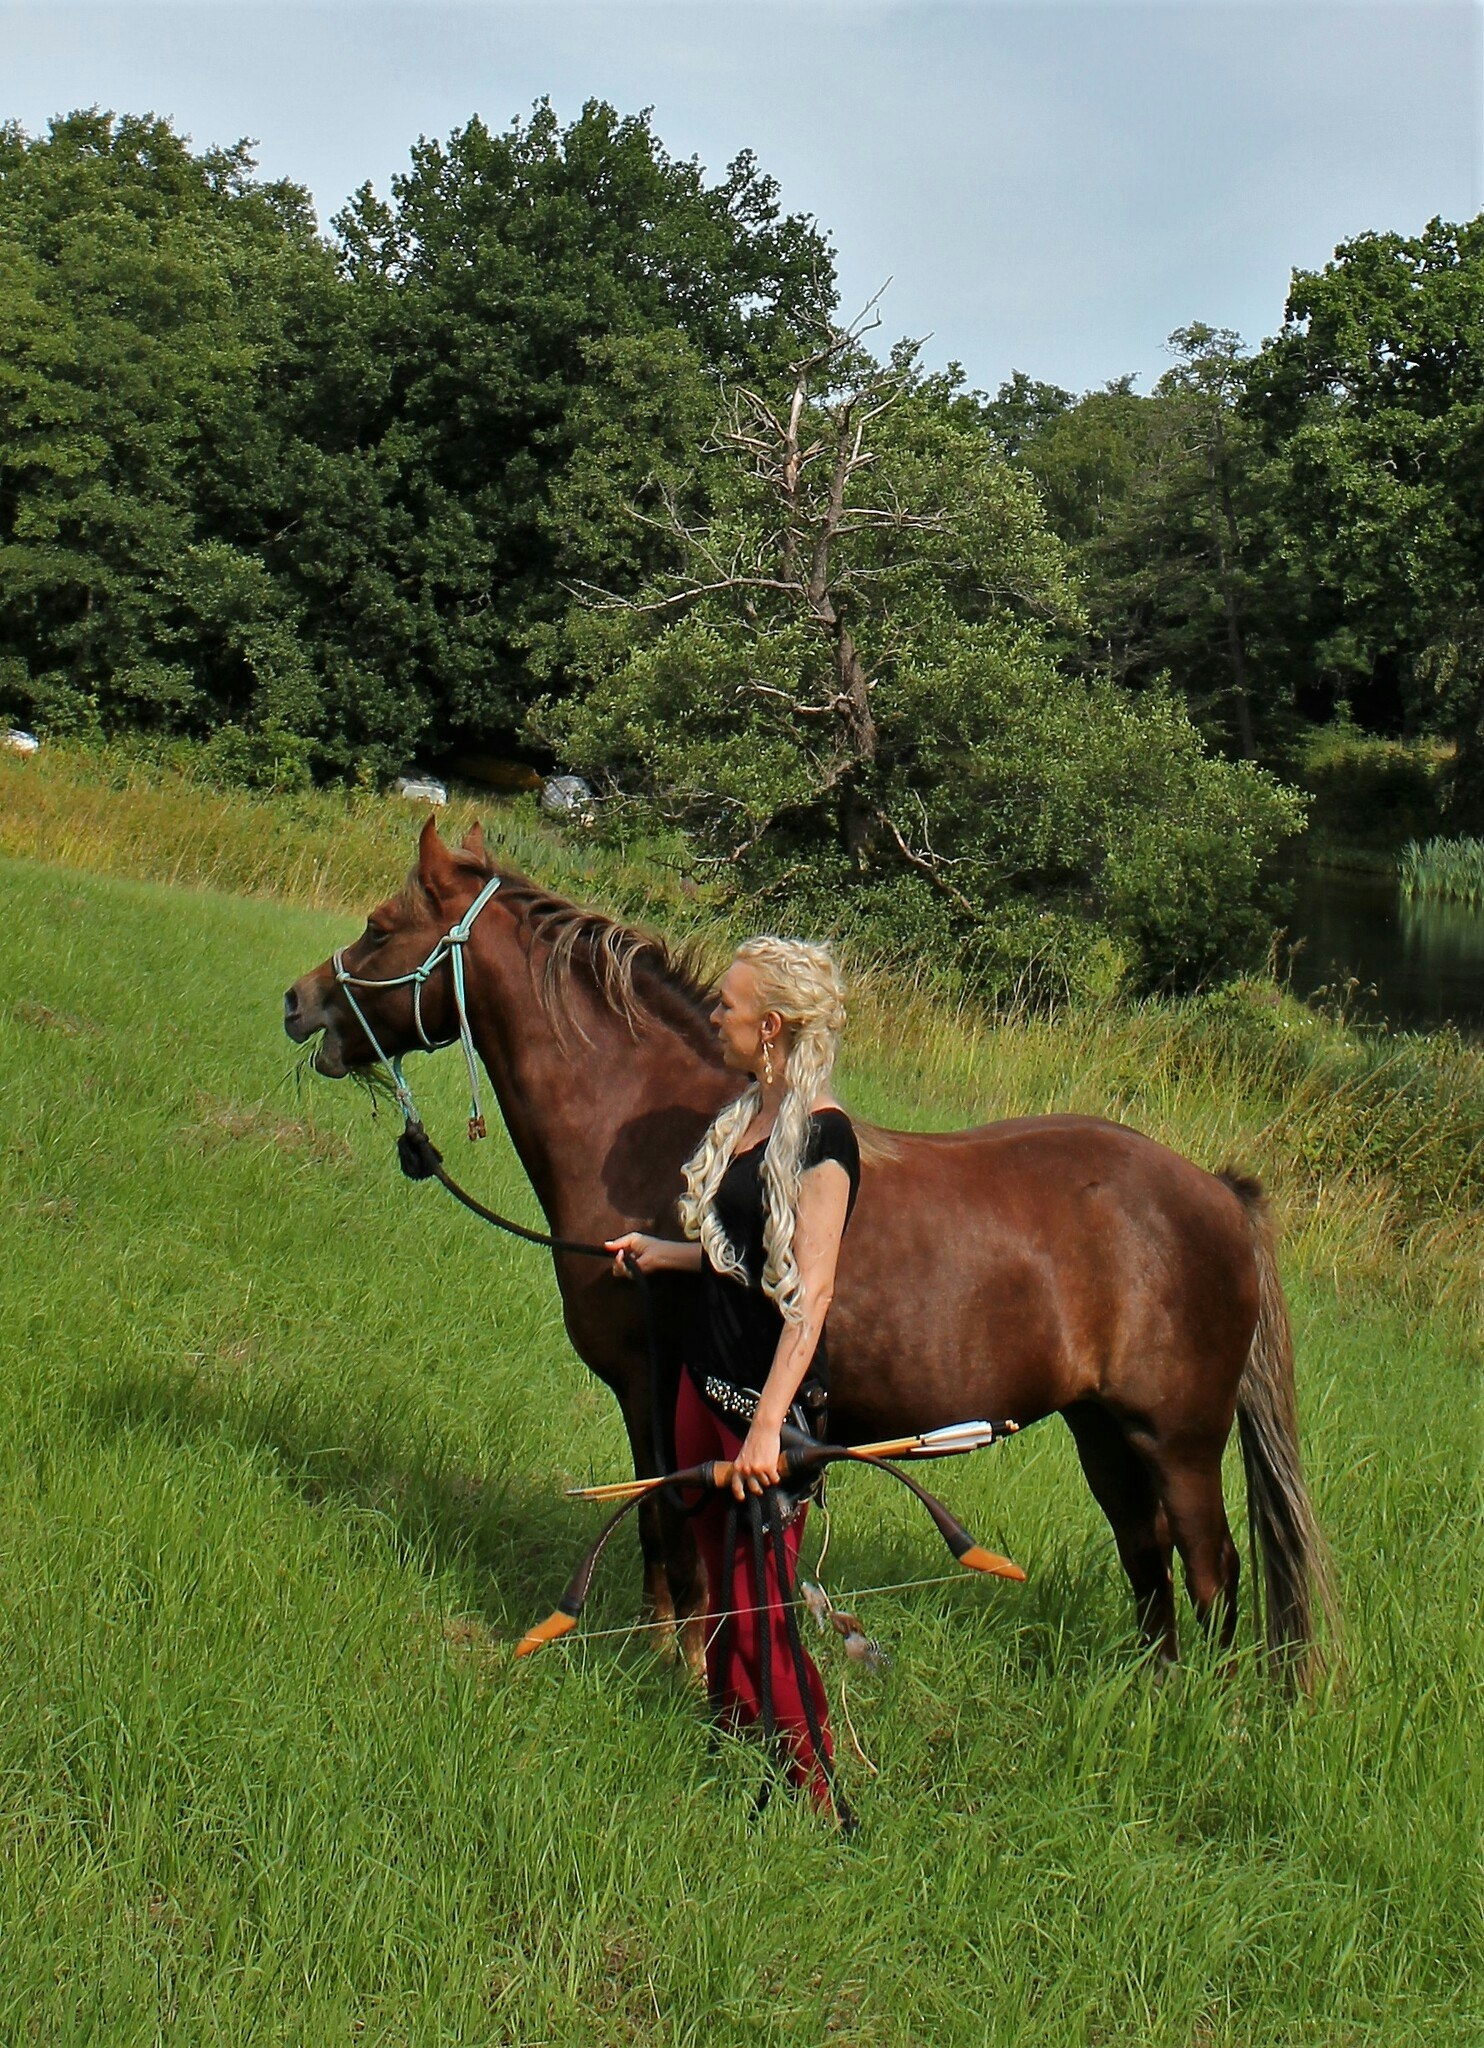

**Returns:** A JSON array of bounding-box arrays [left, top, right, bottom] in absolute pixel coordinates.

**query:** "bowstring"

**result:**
[[524, 1567, 983, 1650]]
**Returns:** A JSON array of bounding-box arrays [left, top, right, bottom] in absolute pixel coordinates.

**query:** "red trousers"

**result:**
[[674, 1369, 834, 1805]]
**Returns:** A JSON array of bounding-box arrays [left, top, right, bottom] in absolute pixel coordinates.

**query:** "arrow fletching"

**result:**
[[911, 1419, 1018, 1457]]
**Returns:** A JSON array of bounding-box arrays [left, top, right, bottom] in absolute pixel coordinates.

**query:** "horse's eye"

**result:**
[[364, 922, 389, 945]]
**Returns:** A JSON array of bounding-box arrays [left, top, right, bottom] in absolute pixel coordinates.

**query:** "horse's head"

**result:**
[[283, 814, 492, 1077]]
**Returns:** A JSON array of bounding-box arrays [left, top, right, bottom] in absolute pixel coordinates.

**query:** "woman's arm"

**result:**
[[730, 1159, 851, 1498], [604, 1231, 704, 1277]]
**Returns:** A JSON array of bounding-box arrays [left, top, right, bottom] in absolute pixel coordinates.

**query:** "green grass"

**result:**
[[0, 736, 718, 931], [1399, 837, 1484, 909], [1, 847, 1479, 2046]]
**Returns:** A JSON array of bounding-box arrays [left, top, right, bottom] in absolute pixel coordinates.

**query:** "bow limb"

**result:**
[[514, 1490, 650, 1657], [845, 1453, 1026, 1580]]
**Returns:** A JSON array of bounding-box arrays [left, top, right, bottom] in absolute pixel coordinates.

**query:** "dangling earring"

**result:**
[[762, 1041, 774, 1087]]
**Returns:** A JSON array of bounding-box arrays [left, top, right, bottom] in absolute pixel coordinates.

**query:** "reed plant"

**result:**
[[1397, 836, 1484, 907]]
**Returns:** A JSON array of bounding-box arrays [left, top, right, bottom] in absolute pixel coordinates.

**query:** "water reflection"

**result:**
[[1282, 866, 1484, 1038]]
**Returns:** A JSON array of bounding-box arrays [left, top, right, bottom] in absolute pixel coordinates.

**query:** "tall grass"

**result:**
[[0, 855, 1477, 2045], [1398, 836, 1484, 908], [4, 738, 1481, 1318], [0, 737, 713, 926], [1298, 725, 1445, 867]]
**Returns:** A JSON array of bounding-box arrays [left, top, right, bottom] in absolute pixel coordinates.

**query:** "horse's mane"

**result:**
[[402, 850, 717, 1043], [401, 847, 899, 1155]]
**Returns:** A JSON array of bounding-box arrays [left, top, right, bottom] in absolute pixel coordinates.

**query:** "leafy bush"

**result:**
[[198, 722, 314, 794], [1300, 722, 1443, 854]]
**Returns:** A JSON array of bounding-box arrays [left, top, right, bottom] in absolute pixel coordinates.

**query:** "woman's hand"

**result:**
[[604, 1231, 670, 1279], [604, 1234, 703, 1279], [731, 1419, 783, 1499]]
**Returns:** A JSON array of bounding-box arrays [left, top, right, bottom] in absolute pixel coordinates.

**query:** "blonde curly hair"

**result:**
[[677, 937, 848, 1325]]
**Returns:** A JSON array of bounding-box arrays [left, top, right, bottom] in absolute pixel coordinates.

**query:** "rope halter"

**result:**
[[331, 873, 503, 1139]]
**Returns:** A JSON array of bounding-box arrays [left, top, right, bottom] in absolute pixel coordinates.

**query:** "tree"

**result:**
[[0, 103, 836, 775], [981, 370, 1074, 459], [540, 317, 1305, 993], [1157, 326, 1261, 758], [0, 111, 394, 763], [1245, 216, 1484, 821], [1004, 337, 1295, 763], [331, 101, 835, 745]]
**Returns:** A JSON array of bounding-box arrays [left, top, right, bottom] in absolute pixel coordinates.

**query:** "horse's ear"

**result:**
[[461, 820, 487, 864], [417, 812, 460, 903]]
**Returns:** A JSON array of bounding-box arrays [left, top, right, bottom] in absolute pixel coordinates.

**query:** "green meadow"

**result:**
[[0, 754, 1479, 2046]]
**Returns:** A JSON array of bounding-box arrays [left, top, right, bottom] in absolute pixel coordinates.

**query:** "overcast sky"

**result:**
[[4, 2, 1479, 394]]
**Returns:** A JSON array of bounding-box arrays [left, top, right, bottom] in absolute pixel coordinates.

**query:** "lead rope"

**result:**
[[334, 893, 1013, 1833], [393, 1123, 684, 1508], [768, 1489, 855, 1832], [712, 1497, 739, 1723], [726, 1487, 854, 1831], [334, 879, 676, 1499], [747, 1492, 775, 1812]]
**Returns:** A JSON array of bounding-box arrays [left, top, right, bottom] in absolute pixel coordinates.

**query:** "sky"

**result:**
[[4, 2, 1480, 395]]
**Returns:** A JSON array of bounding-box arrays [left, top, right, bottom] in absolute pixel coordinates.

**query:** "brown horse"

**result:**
[[284, 816, 1337, 1686]]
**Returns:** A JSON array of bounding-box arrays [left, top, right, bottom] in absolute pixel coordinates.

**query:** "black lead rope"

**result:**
[[711, 1496, 738, 1724], [396, 1122, 605, 1256], [700, 1484, 854, 1830], [395, 1118, 950, 1833], [747, 1492, 775, 1811], [769, 1494, 855, 1833], [395, 1120, 684, 1500], [733, 1489, 857, 1830]]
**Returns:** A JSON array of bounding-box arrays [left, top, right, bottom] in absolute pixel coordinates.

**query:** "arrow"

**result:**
[[564, 1418, 1019, 1502]]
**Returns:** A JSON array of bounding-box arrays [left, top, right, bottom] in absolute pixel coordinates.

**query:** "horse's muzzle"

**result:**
[[283, 985, 314, 1042], [284, 970, 334, 1044]]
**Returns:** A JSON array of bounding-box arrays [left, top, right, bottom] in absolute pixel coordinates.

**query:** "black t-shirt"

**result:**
[[689, 1107, 861, 1405]]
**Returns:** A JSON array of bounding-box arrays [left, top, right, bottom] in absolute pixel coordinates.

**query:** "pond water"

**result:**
[[1281, 864, 1484, 1039]]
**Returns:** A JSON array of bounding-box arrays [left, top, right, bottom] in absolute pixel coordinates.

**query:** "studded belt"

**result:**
[[701, 1374, 763, 1423]]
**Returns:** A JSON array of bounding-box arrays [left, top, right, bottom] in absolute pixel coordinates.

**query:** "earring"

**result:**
[[762, 1041, 774, 1086]]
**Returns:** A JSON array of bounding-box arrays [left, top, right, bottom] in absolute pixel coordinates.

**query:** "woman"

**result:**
[[606, 937, 860, 1811]]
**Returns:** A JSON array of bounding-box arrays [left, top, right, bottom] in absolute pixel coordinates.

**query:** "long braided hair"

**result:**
[[678, 938, 847, 1325]]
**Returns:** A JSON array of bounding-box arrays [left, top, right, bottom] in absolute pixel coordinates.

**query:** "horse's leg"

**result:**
[[1064, 1403, 1178, 1663], [613, 1387, 676, 1644], [617, 1390, 705, 1676], [1149, 1438, 1241, 1653], [659, 1493, 707, 1682]]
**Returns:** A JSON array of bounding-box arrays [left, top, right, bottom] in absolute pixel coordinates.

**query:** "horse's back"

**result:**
[[862, 1111, 1246, 1220], [829, 1112, 1259, 1435]]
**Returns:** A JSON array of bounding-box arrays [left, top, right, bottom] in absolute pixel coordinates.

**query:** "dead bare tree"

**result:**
[[572, 305, 978, 910]]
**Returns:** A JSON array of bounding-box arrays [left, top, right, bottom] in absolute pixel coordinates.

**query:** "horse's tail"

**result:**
[[1220, 1171, 1340, 1692]]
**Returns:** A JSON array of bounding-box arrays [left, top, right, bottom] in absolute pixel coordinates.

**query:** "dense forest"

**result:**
[[2, 108, 1479, 991]]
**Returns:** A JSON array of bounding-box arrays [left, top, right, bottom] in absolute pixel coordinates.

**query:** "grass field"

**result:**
[[0, 754, 1479, 2045]]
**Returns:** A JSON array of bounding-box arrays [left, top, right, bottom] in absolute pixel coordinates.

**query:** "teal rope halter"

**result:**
[[331, 873, 504, 1139]]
